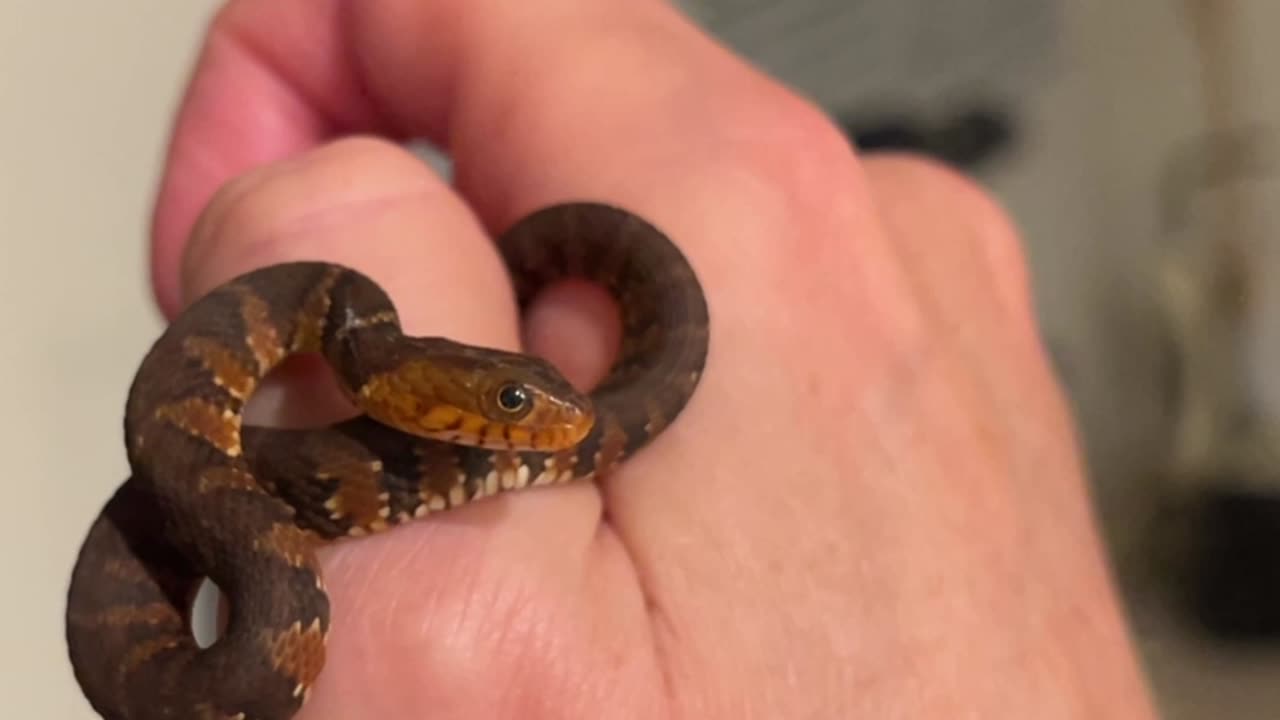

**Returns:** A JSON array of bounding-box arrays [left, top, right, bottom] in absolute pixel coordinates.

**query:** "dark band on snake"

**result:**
[[65, 202, 709, 720]]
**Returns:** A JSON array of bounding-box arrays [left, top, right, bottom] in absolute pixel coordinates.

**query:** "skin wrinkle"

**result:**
[[583, 537, 664, 717], [627, 471, 768, 718], [435, 559, 554, 716], [191, 194, 397, 306], [595, 502, 680, 718], [312, 528, 492, 715], [309, 484, 636, 719], [490, 587, 572, 716], [534, 547, 647, 718]]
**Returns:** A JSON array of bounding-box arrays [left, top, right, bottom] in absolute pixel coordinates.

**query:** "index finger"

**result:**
[[151, 0, 872, 317]]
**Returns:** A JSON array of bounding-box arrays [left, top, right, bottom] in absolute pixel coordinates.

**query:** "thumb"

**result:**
[[179, 135, 522, 363], [177, 137, 522, 426]]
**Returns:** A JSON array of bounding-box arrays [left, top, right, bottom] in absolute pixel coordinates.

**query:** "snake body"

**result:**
[[65, 202, 709, 720]]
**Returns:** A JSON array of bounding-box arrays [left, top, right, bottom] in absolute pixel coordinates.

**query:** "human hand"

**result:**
[[151, 1, 1157, 717]]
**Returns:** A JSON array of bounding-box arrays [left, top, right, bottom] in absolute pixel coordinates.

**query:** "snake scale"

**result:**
[[65, 202, 709, 720]]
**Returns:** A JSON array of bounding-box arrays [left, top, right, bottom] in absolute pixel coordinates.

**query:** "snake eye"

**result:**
[[495, 383, 530, 414]]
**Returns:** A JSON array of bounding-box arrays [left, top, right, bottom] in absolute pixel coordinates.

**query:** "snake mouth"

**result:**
[[355, 395, 595, 451], [440, 412, 595, 451], [418, 410, 595, 451]]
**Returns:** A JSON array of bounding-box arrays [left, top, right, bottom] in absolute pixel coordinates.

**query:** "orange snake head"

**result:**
[[353, 338, 595, 451]]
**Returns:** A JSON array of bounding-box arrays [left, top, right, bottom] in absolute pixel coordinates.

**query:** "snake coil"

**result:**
[[65, 202, 709, 720]]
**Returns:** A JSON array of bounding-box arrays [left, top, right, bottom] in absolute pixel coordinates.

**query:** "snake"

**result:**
[[65, 202, 709, 720]]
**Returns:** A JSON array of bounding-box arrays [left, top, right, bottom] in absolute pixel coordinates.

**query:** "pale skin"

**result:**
[[150, 0, 1159, 717]]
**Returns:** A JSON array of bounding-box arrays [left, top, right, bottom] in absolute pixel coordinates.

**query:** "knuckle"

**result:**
[[865, 153, 1034, 321], [871, 154, 1026, 274]]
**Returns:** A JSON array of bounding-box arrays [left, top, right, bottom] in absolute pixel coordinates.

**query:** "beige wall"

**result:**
[[1, 2, 221, 715]]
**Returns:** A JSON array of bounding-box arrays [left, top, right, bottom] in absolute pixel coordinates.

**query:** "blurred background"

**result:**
[[4, 1, 1278, 717]]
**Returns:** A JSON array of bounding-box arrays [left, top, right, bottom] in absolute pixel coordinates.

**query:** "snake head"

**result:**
[[354, 338, 595, 451]]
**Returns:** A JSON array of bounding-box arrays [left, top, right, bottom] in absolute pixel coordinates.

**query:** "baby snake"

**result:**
[[65, 202, 709, 719]]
